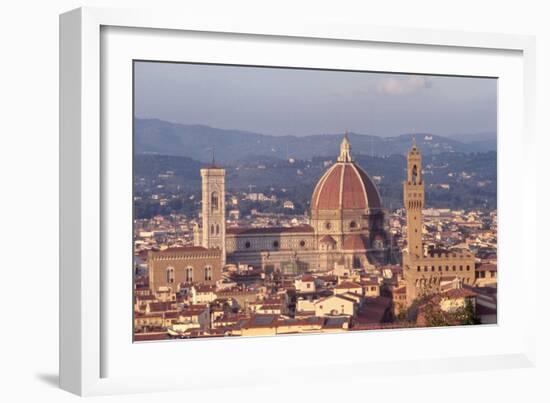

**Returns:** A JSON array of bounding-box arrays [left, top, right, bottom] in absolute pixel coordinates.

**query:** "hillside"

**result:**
[[134, 118, 496, 163], [134, 150, 497, 216]]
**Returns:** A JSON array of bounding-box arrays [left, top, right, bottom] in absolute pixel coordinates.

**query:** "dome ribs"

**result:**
[[315, 164, 343, 210], [311, 162, 380, 211]]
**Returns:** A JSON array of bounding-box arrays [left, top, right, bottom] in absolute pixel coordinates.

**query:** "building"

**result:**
[[314, 294, 357, 317], [148, 247, 222, 297], [474, 263, 497, 287], [402, 140, 475, 305], [196, 134, 391, 273], [199, 165, 226, 264]]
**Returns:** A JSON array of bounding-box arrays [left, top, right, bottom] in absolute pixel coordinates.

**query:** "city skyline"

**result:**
[[133, 63, 497, 342], [134, 137, 497, 341]]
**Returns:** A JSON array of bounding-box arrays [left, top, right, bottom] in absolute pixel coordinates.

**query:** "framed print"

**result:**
[[60, 7, 537, 396]]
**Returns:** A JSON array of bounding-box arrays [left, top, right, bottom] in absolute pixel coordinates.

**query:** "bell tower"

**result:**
[[403, 139, 424, 258], [200, 164, 226, 265]]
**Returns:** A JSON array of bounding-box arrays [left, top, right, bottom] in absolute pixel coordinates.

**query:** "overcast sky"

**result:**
[[134, 61, 497, 138]]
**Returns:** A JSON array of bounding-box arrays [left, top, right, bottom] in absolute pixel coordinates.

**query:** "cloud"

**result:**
[[376, 75, 430, 95]]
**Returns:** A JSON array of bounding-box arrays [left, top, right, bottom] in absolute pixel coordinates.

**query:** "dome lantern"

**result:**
[[337, 132, 353, 162]]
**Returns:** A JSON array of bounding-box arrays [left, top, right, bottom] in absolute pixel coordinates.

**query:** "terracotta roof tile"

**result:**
[[343, 234, 369, 250], [311, 162, 382, 211]]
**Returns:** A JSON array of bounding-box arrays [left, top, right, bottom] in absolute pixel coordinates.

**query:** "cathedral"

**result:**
[[149, 134, 475, 309], [194, 134, 391, 273]]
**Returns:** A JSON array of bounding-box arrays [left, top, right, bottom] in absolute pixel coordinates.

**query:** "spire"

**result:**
[[211, 145, 216, 166], [338, 131, 353, 162]]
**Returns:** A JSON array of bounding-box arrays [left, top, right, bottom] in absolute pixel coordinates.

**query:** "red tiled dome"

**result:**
[[311, 162, 381, 211]]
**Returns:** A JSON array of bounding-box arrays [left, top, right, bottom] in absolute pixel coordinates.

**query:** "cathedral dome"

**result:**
[[311, 135, 382, 211]]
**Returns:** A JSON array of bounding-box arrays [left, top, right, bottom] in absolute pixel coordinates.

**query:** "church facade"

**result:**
[[195, 135, 391, 273]]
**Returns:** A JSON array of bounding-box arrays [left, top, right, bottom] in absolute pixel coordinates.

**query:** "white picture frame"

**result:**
[[60, 6, 537, 396]]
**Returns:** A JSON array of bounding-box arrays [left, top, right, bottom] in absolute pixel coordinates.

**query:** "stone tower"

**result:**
[[403, 139, 424, 258], [200, 165, 226, 265]]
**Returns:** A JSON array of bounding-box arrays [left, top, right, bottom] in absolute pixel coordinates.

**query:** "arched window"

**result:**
[[185, 267, 193, 283], [216, 224, 220, 235], [211, 192, 219, 212], [412, 165, 418, 184], [166, 267, 175, 284], [204, 266, 213, 281], [211, 224, 215, 235], [350, 221, 357, 229]]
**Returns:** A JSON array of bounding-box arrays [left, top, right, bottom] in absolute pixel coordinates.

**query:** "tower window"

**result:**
[[216, 224, 220, 235], [412, 165, 418, 184], [350, 221, 357, 229], [273, 241, 279, 249], [245, 241, 251, 248], [211, 224, 215, 235], [211, 192, 219, 212], [300, 240, 306, 247]]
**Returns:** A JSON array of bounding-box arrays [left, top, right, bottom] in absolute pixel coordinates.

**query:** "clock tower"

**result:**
[[403, 139, 424, 258]]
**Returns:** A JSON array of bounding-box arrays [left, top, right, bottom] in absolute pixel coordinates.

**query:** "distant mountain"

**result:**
[[134, 118, 495, 163], [134, 153, 203, 177], [447, 132, 497, 153]]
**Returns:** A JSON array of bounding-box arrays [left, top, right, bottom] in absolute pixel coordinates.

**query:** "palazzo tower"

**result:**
[[403, 139, 424, 257]]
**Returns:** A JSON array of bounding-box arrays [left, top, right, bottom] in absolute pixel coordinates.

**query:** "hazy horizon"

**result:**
[[133, 116, 496, 142], [134, 61, 497, 139]]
